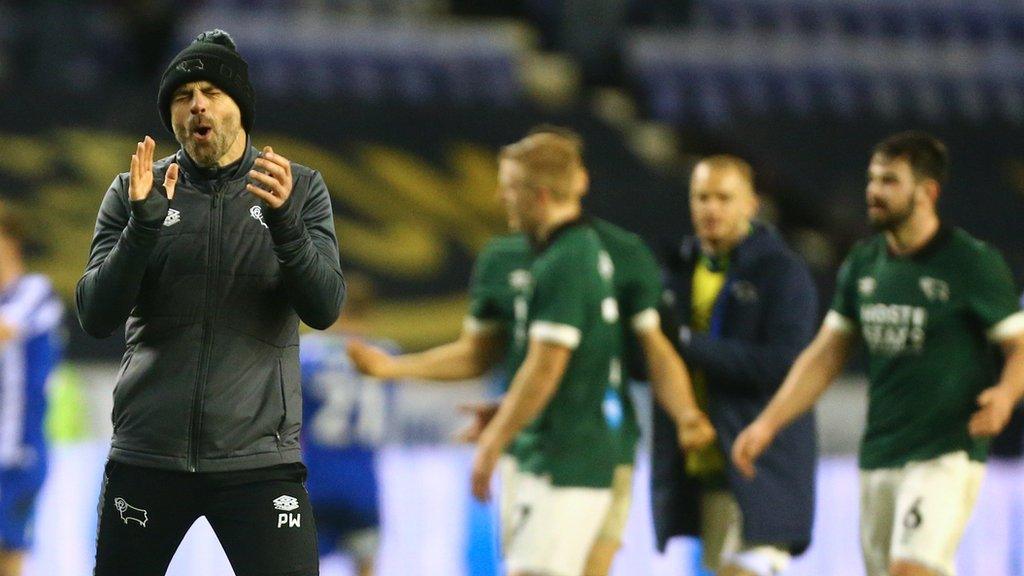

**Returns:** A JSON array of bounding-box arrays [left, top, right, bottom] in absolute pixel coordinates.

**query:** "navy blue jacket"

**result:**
[[651, 222, 817, 553]]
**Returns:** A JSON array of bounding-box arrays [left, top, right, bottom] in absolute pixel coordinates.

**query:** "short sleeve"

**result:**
[[466, 246, 509, 334], [966, 247, 1024, 342], [826, 254, 859, 333], [528, 249, 591, 350], [620, 241, 663, 334]]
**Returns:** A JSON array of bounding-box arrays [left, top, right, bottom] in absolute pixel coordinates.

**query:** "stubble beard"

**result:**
[[868, 196, 916, 232], [175, 123, 241, 168]]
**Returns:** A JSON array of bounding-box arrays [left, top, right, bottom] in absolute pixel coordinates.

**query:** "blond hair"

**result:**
[[500, 132, 583, 201]]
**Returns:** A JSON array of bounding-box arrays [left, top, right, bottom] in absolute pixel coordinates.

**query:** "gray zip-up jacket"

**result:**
[[77, 142, 346, 473]]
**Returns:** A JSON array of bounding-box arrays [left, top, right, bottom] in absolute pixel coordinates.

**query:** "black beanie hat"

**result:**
[[157, 29, 254, 135]]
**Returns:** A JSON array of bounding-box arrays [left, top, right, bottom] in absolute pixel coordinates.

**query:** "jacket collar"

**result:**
[[176, 135, 259, 188], [678, 221, 781, 272]]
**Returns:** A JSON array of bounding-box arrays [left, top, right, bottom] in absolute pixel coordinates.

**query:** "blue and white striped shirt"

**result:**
[[0, 274, 63, 469]]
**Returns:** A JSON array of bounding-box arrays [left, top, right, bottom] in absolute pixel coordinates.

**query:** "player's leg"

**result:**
[[204, 463, 319, 576], [888, 451, 985, 576], [504, 472, 612, 576], [0, 461, 46, 576], [718, 565, 755, 576], [312, 501, 343, 562], [699, 489, 740, 573], [888, 562, 937, 576], [700, 489, 791, 576], [340, 528, 379, 576], [314, 503, 378, 576], [321, 501, 380, 576], [93, 461, 201, 576], [582, 464, 633, 576], [859, 465, 898, 576], [0, 550, 25, 576]]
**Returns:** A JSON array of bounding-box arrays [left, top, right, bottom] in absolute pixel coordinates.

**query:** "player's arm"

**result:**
[[636, 324, 715, 451], [732, 317, 855, 478], [347, 328, 505, 381], [965, 249, 1024, 437], [970, 329, 1024, 437], [625, 242, 715, 449], [471, 339, 571, 500]]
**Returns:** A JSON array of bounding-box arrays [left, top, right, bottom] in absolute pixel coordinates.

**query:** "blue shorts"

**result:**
[[0, 463, 46, 551], [313, 500, 380, 558]]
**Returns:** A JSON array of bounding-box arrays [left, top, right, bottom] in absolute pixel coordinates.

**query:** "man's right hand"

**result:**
[[731, 417, 778, 479], [130, 136, 178, 202], [677, 408, 716, 452], [347, 339, 395, 378]]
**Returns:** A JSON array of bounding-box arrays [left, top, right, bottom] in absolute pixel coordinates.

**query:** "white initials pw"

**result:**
[[273, 495, 301, 528]]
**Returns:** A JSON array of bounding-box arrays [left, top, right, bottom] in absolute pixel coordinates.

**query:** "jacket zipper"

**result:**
[[188, 186, 224, 472]]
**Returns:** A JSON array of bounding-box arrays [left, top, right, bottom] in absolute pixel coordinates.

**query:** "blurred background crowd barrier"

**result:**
[[0, 0, 1023, 574]]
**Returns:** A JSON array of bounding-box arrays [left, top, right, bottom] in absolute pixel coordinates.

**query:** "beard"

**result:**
[[868, 195, 916, 231], [174, 117, 241, 168]]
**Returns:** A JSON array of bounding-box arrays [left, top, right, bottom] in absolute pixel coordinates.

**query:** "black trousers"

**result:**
[[94, 460, 319, 576]]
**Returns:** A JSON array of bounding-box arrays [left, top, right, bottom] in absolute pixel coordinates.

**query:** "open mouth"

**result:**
[[192, 126, 213, 140]]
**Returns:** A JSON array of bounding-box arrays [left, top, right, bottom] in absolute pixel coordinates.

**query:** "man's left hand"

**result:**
[[247, 146, 292, 209], [969, 384, 1017, 437]]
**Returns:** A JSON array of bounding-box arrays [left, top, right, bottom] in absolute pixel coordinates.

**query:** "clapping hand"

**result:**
[[130, 136, 178, 201], [247, 146, 292, 209]]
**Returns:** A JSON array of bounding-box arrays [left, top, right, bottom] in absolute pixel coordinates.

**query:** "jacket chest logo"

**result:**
[[730, 280, 759, 303], [250, 206, 269, 229], [163, 209, 181, 227]]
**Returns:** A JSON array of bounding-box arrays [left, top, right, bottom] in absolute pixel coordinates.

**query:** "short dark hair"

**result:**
[[872, 131, 949, 184]]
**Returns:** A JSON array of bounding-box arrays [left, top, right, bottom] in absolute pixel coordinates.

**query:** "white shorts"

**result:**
[[860, 451, 985, 576], [504, 472, 612, 576], [499, 455, 522, 550], [700, 490, 792, 576]]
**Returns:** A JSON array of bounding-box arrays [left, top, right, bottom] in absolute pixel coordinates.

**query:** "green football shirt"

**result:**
[[512, 221, 622, 487], [466, 219, 664, 467], [827, 227, 1024, 470], [590, 218, 663, 466], [466, 233, 532, 378]]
